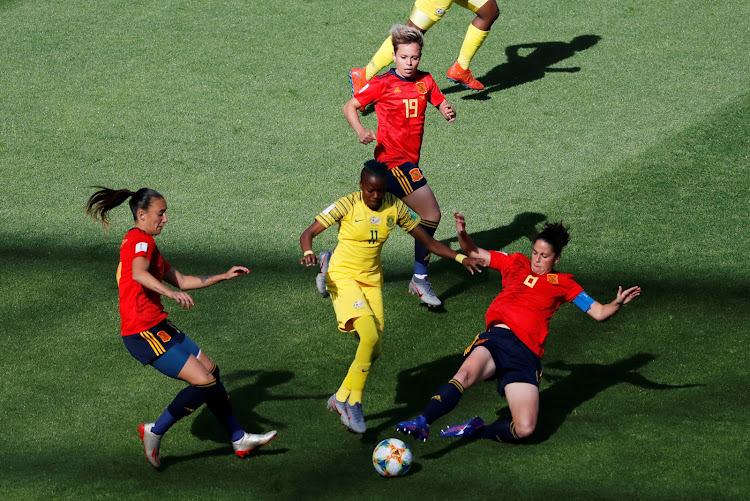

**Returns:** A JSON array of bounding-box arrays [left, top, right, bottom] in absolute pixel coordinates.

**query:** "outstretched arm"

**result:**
[[299, 220, 328, 267], [343, 98, 377, 144], [586, 286, 642, 321], [163, 265, 248, 291], [454, 212, 492, 266], [409, 225, 484, 274]]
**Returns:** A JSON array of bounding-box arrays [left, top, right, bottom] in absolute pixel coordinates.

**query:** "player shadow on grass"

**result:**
[[188, 370, 326, 451], [362, 353, 465, 441], [423, 352, 702, 459], [442, 35, 601, 100]]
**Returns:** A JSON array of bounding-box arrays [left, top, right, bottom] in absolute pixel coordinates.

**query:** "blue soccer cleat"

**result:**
[[439, 416, 485, 438], [396, 415, 430, 442]]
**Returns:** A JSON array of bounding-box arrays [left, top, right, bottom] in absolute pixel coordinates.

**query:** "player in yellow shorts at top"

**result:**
[[351, 0, 500, 93], [300, 161, 483, 433]]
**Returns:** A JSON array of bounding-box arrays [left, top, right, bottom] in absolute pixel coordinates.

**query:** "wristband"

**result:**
[[303, 250, 314, 256], [455, 253, 467, 264]]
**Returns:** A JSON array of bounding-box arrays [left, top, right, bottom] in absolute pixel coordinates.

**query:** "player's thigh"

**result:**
[[454, 345, 496, 387], [401, 185, 441, 221], [176, 354, 215, 385], [362, 284, 385, 332], [411, 0, 455, 30], [504, 382, 540, 431], [329, 277, 376, 332]]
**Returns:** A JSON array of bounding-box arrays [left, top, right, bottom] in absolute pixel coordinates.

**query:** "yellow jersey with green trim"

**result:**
[[316, 192, 420, 287]]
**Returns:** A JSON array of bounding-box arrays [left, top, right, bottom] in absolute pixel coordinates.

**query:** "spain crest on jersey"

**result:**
[[415, 81, 428, 94]]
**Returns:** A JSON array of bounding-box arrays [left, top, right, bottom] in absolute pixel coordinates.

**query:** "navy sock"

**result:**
[[154, 380, 217, 435], [422, 379, 464, 425], [414, 219, 439, 275], [481, 419, 523, 443], [204, 379, 244, 442], [151, 409, 177, 436]]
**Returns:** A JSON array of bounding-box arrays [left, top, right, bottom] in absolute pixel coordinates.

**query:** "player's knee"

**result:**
[[453, 369, 476, 388], [478, 2, 500, 24], [513, 420, 536, 438]]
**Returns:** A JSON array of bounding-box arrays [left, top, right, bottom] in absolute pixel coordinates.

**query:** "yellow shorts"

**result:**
[[327, 275, 384, 333], [410, 0, 489, 30]]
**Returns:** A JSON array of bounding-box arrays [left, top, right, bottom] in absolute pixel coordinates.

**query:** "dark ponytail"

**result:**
[[86, 186, 163, 231]]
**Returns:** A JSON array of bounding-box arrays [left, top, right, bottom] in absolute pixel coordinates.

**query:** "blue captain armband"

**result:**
[[572, 291, 596, 312]]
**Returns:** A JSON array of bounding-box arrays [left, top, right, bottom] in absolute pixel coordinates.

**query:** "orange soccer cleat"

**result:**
[[349, 68, 368, 112], [446, 61, 484, 90]]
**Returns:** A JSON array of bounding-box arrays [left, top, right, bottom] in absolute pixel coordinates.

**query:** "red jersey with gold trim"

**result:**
[[484, 251, 584, 358], [117, 228, 171, 335], [355, 69, 446, 169]]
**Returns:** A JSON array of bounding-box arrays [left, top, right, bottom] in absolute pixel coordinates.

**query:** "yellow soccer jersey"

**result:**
[[316, 192, 420, 287]]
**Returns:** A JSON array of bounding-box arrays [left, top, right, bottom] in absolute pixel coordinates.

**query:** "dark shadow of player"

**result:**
[[189, 369, 327, 448], [442, 35, 601, 99], [362, 354, 465, 442], [423, 353, 701, 458]]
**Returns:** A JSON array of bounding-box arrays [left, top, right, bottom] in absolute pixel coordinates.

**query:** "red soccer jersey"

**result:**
[[116, 228, 171, 335], [484, 251, 584, 358], [355, 69, 446, 169]]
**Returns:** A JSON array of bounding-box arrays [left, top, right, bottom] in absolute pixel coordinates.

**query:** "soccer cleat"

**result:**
[[409, 275, 442, 307], [327, 393, 350, 428], [349, 68, 368, 112], [345, 401, 367, 434], [439, 416, 485, 438], [446, 61, 484, 90], [396, 415, 430, 442], [138, 422, 162, 468], [232, 430, 277, 458], [316, 250, 332, 297]]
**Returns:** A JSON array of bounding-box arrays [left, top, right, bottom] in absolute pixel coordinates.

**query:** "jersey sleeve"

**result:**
[[315, 193, 356, 228], [354, 77, 383, 107], [426, 74, 446, 107], [488, 250, 510, 272], [564, 277, 586, 303], [130, 232, 155, 260], [395, 198, 421, 232]]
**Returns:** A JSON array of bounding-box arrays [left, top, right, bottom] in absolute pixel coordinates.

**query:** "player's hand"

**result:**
[[440, 101, 456, 122], [358, 129, 377, 145], [225, 266, 250, 279], [300, 252, 318, 267], [168, 290, 195, 309], [462, 256, 484, 275], [454, 212, 467, 234], [616, 285, 641, 305]]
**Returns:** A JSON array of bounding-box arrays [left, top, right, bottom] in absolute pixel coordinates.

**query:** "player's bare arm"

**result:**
[[300, 220, 327, 266], [408, 225, 484, 275], [586, 286, 642, 321], [438, 100, 456, 122], [344, 98, 377, 144], [163, 266, 249, 291], [131, 256, 195, 309], [454, 212, 491, 265]]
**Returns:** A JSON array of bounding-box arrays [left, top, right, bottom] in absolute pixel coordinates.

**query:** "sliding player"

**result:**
[[396, 212, 641, 443]]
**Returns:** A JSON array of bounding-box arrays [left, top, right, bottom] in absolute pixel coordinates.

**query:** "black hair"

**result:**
[[85, 186, 164, 231], [534, 221, 570, 256], [361, 160, 388, 183]]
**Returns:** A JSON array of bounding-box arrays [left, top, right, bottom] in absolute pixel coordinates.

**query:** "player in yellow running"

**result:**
[[350, 0, 499, 93], [300, 161, 483, 433]]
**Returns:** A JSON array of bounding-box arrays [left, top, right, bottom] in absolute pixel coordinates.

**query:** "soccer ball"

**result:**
[[372, 438, 413, 477]]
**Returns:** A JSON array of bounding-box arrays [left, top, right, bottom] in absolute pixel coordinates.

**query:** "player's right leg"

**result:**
[[446, 0, 498, 90]]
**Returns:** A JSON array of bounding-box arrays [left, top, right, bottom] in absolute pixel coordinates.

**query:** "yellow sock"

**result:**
[[457, 24, 490, 69], [336, 378, 351, 403], [366, 36, 394, 80], [346, 316, 380, 404]]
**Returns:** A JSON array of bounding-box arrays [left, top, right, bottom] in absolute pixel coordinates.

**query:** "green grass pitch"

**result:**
[[1, 0, 748, 498]]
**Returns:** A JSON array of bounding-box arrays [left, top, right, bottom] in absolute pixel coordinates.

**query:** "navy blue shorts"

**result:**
[[386, 162, 428, 198], [464, 326, 542, 396], [122, 319, 199, 367]]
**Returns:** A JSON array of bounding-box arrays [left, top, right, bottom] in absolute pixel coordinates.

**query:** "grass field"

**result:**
[[1, 0, 748, 499]]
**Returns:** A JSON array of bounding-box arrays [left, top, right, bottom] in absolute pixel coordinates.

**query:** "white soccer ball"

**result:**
[[372, 438, 413, 477]]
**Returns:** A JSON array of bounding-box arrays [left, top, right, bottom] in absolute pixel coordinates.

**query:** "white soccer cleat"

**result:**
[[138, 422, 162, 468], [408, 275, 442, 307], [232, 430, 277, 458], [316, 251, 332, 297]]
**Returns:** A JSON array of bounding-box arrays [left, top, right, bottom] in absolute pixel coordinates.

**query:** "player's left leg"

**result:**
[[480, 382, 539, 443], [447, 0, 499, 90], [401, 183, 442, 306]]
